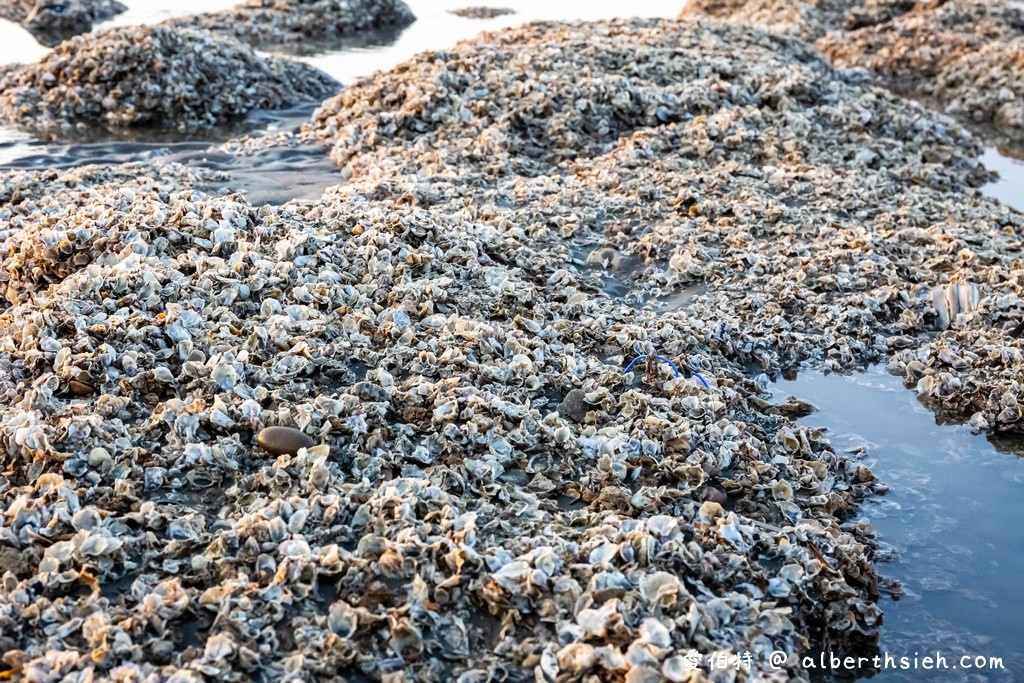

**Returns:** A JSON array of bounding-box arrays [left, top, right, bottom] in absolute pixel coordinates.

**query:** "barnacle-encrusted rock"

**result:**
[[0, 25, 339, 135], [0, 0, 126, 46], [166, 0, 416, 53]]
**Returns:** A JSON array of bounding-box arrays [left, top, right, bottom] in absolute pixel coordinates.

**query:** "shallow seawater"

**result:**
[[773, 367, 1024, 682], [0, 106, 340, 205], [302, 0, 687, 82], [981, 146, 1024, 213], [568, 241, 710, 308], [4, 137, 339, 207], [642, 282, 709, 312], [0, 19, 49, 63]]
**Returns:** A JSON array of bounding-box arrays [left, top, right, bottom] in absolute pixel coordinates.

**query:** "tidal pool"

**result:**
[[774, 367, 1024, 681], [981, 146, 1024, 213]]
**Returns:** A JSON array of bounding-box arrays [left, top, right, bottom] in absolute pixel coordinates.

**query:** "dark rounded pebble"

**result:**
[[704, 487, 729, 505], [558, 388, 589, 422], [257, 426, 315, 456], [69, 380, 95, 396]]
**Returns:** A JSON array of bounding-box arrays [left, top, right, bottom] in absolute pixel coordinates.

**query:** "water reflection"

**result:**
[[774, 367, 1024, 682], [981, 146, 1024, 213], [0, 104, 340, 205]]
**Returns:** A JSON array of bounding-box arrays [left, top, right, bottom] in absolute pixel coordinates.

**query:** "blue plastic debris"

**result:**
[[624, 355, 710, 389]]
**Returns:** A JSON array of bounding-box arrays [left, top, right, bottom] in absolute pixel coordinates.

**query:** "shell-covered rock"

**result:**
[[816, 0, 1024, 79], [166, 0, 416, 53], [310, 16, 988, 186], [932, 38, 1024, 128], [449, 6, 515, 19], [0, 25, 339, 134]]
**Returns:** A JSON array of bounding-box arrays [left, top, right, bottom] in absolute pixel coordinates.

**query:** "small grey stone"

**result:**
[[558, 389, 589, 423]]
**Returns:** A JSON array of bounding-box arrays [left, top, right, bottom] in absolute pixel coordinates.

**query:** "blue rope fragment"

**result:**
[[623, 354, 655, 375], [624, 355, 710, 389], [651, 355, 681, 377]]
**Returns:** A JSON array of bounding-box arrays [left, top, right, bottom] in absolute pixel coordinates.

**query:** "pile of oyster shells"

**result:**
[[0, 0, 126, 46], [681, 0, 1024, 437], [164, 0, 416, 53], [0, 24, 339, 134], [2, 9, 1024, 683], [684, 0, 1024, 136], [0, 149, 881, 681]]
